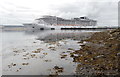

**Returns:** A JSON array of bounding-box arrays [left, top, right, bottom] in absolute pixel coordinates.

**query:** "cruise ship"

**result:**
[[23, 15, 97, 30]]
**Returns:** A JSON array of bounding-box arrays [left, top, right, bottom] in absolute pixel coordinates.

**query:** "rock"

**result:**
[[68, 48, 74, 50], [70, 54, 74, 57], [19, 68, 21, 69], [13, 50, 19, 53], [31, 54, 36, 58], [77, 41, 83, 43], [53, 66, 64, 73], [43, 53, 48, 55], [70, 29, 120, 75], [23, 53, 29, 57], [66, 51, 71, 53], [48, 47, 56, 51], [22, 63, 29, 65], [8, 65, 12, 68], [8, 63, 17, 68], [33, 42, 36, 43], [13, 64, 16, 66], [32, 51, 40, 53], [23, 57, 29, 60], [62, 52, 66, 53], [37, 48, 43, 51], [60, 54, 67, 59], [44, 60, 52, 62], [16, 70, 19, 72]]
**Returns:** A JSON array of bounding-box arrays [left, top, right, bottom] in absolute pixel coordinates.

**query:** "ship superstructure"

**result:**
[[23, 15, 97, 30]]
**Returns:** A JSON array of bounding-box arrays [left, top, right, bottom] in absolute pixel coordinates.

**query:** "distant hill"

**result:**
[[1, 25, 25, 31], [1, 25, 24, 27]]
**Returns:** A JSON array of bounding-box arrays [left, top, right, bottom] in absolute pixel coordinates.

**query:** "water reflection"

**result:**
[[25, 30, 97, 43]]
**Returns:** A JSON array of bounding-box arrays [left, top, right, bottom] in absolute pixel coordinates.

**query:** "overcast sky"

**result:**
[[0, 0, 119, 26]]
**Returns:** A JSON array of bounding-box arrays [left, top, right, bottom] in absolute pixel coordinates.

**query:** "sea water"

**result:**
[[1, 30, 100, 75]]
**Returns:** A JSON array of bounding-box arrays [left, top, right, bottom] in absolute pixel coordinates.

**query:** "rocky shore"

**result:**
[[70, 29, 120, 76]]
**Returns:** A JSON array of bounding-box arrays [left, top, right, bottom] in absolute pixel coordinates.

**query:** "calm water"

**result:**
[[1, 30, 101, 75]]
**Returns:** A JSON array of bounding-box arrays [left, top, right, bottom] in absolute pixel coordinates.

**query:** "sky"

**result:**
[[0, 0, 119, 26]]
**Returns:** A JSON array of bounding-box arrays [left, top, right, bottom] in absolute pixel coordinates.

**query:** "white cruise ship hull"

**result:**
[[23, 23, 97, 30]]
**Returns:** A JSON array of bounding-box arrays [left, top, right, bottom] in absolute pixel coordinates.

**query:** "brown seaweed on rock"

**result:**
[[70, 29, 120, 75]]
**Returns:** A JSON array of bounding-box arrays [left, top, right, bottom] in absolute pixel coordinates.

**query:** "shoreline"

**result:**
[[1, 29, 119, 76], [70, 29, 120, 75]]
